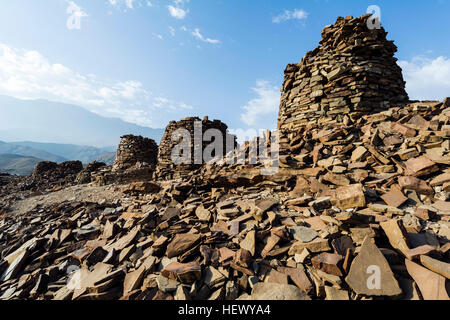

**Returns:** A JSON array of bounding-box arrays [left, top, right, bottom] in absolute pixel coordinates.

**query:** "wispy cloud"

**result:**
[[240, 80, 280, 127], [108, 0, 152, 10], [272, 9, 308, 23], [399, 55, 450, 101], [191, 28, 221, 45], [0, 44, 194, 128], [168, 5, 188, 19]]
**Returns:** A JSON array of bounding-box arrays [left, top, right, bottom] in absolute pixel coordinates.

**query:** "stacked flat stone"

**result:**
[[157, 116, 236, 179], [277, 14, 409, 153], [112, 135, 158, 172]]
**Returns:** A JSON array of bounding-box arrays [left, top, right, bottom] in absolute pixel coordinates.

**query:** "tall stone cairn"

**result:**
[[112, 135, 158, 172], [157, 116, 236, 179], [277, 14, 409, 152]]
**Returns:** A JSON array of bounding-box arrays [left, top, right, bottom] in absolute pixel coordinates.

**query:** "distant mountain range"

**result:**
[[0, 95, 165, 147], [0, 154, 43, 176], [0, 95, 166, 175], [0, 141, 66, 163], [94, 152, 116, 166], [10, 141, 115, 164]]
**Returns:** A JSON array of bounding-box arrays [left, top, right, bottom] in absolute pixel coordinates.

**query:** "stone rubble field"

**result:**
[[0, 14, 449, 301]]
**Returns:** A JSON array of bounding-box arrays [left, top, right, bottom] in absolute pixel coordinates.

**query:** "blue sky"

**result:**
[[1, 0, 450, 143]]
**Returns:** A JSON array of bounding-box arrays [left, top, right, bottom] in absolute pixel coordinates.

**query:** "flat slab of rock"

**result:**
[[380, 219, 410, 256], [398, 176, 434, 195], [123, 265, 146, 295], [240, 230, 256, 256], [381, 189, 408, 208], [311, 253, 344, 276], [161, 261, 202, 284], [405, 156, 438, 177], [1, 249, 29, 282], [278, 266, 314, 295], [239, 283, 311, 300], [288, 226, 318, 243], [325, 286, 349, 300], [166, 233, 202, 258], [405, 259, 449, 300], [345, 237, 402, 297], [419, 255, 450, 280], [288, 238, 331, 255], [330, 184, 366, 210]]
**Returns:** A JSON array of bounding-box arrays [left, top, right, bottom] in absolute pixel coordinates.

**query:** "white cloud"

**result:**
[[399, 56, 450, 101], [192, 28, 221, 45], [168, 5, 188, 19], [168, 26, 176, 36], [240, 80, 280, 127], [109, 0, 150, 10], [272, 9, 308, 23], [0, 44, 194, 128]]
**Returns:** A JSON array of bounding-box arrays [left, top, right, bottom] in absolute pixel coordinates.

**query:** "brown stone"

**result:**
[[405, 259, 449, 300], [330, 184, 366, 210], [405, 156, 438, 177], [240, 282, 311, 300], [419, 255, 450, 279], [414, 207, 435, 221], [123, 181, 160, 194], [278, 266, 314, 295], [323, 172, 350, 186], [311, 253, 344, 276], [345, 237, 402, 296], [404, 245, 438, 260], [380, 219, 411, 256], [240, 230, 256, 256], [381, 189, 408, 208], [166, 233, 202, 258], [123, 265, 146, 295], [161, 262, 202, 284], [195, 205, 211, 221], [399, 176, 434, 195], [266, 269, 289, 284], [288, 238, 331, 255]]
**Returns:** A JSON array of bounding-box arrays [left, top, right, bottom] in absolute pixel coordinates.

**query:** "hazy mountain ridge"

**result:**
[[94, 152, 116, 165], [0, 141, 66, 163], [10, 141, 115, 164], [0, 154, 43, 176], [0, 95, 165, 147]]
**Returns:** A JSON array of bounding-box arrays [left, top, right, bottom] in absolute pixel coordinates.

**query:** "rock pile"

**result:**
[[75, 162, 107, 185], [29, 161, 83, 190], [1, 98, 450, 300], [277, 14, 408, 153], [157, 117, 236, 179], [113, 135, 158, 172]]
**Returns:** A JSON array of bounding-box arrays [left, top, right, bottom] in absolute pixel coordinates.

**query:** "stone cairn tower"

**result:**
[[112, 135, 158, 172], [157, 116, 236, 179], [277, 14, 408, 153]]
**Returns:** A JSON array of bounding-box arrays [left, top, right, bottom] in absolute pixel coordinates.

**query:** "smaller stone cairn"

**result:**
[[112, 135, 158, 172]]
